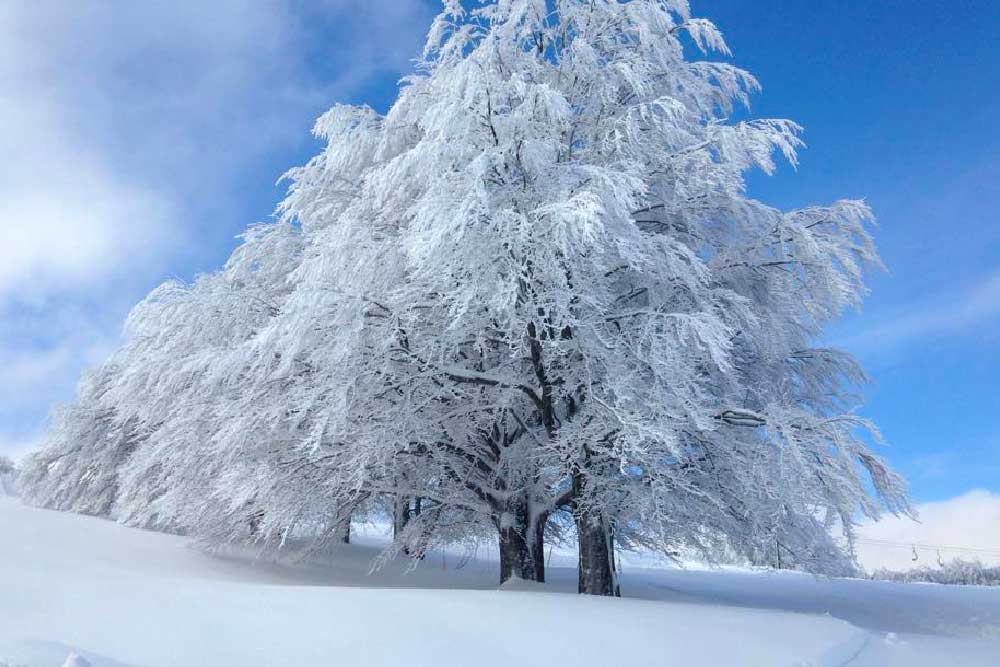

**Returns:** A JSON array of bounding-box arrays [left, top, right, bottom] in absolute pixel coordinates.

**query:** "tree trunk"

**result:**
[[572, 471, 620, 596], [575, 509, 619, 596], [393, 495, 410, 539], [393, 495, 411, 554], [337, 515, 351, 545], [248, 509, 264, 538], [532, 515, 546, 582], [499, 524, 545, 583], [497, 502, 545, 584]]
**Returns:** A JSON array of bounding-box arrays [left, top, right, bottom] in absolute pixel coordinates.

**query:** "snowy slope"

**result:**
[[1, 498, 998, 667]]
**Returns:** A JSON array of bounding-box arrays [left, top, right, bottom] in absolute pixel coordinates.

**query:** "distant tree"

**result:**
[[0, 456, 17, 497], [872, 559, 1000, 586]]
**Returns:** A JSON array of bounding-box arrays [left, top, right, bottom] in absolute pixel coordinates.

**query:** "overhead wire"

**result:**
[[854, 537, 1000, 558]]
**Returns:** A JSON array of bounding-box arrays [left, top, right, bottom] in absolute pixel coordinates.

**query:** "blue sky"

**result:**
[[706, 0, 1000, 501], [1, 0, 997, 507]]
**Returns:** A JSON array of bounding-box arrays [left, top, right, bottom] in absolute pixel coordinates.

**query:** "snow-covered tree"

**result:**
[[0, 456, 17, 497], [21, 222, 304, 529], [20, 0, 909, 595], [17, 365, 142, 515], [250, 0, 907, 591]]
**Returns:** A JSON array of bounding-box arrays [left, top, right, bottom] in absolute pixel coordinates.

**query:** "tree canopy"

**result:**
[[20, 0, 909, 594]]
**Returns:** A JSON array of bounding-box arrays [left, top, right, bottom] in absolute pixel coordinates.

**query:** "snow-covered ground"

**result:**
[[1, 497, 998, 666]]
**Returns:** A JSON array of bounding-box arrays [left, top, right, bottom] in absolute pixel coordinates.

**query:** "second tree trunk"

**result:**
[[498, 503, 545, 583], [575, 508, 618, 596]]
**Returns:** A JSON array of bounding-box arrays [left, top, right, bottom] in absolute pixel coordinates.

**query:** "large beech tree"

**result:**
[[21, 0, 909, 596]]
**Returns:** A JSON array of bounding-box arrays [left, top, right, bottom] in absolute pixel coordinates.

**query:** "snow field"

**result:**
[[2, 498, 999, 666]]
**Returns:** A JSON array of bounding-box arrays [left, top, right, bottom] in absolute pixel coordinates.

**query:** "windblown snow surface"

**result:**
[[1, 497, 998, 666]]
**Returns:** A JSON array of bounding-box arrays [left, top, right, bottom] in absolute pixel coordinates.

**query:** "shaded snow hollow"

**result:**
[[1, 498, 998, 666]]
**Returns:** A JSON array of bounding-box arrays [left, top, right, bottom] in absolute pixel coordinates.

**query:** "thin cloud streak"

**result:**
[[833, 270, 1000, 355]]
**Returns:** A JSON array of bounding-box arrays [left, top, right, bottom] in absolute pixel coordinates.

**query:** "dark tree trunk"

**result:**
[[573, 472, 620, 596], [393, 495, 411, 539], [248, 510, 264, 538], [393, 495, 412, 554], [497, 503, 546, 584], [499, 524, 545, 583], [337, 515, 351, 545], [499, 525, 532, 583], [576, 510, 619, 596], [532, 515, 547, 582]]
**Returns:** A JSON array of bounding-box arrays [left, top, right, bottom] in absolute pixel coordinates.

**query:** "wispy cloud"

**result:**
[[833, 269, 1000, 355]]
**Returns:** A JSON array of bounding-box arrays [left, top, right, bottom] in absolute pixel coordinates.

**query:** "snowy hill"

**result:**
[[1, 497, 998, 667]]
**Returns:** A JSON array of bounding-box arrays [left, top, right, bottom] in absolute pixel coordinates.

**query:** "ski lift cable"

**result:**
[[853, 538, 1000, 557]]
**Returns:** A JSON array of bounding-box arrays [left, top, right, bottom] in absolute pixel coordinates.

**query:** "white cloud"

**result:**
[[0, 8, 176, 300], [856, 490, 1000, 572], [0, 0, 431, 457], [0, 150, 175, 301], [0, 0, 431, 300]]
